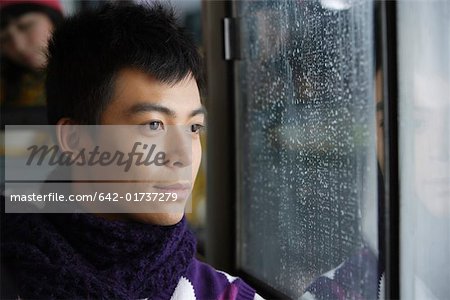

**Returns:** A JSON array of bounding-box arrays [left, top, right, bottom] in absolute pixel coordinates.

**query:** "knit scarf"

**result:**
[[1, 207, 197, 299]]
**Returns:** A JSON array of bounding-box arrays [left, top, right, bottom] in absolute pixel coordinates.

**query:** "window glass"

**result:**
[[235, 0, 378, 298], [398, 1, 450, 299]]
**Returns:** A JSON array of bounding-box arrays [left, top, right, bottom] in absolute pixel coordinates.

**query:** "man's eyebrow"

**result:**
[[190, 107, 206, 118], [127, 103, 176, 117], [126, 103, 206, 118]]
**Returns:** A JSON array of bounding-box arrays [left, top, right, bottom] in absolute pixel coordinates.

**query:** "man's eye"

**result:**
[[148, 121, 164, 131], [190, 124, 204, 134]]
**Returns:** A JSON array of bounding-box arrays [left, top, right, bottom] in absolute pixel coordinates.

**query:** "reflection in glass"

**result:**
[[235, 0, 377, 298], [398, 1, 450, 299]]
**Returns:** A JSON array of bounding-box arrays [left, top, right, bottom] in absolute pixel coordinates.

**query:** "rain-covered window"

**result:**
[[235, 0, 378, 298], [398, 1, 450, 299]]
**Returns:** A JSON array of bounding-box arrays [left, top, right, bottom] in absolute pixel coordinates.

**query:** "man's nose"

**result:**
[[163, 126, 192, 168]]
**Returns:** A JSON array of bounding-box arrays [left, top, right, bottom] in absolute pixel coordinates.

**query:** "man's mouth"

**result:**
[[153, 182, 191, 190], [152, 182, 191, 201]]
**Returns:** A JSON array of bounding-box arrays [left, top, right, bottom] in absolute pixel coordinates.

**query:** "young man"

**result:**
[[1, 3, 262, 299]]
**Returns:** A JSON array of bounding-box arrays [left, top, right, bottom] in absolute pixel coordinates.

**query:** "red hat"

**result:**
[[0, 0, 62, 13]]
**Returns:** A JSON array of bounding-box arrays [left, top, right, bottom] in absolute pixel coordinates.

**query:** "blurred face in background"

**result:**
[[0, 12, 54, 70], [413, 73, 450, 217]]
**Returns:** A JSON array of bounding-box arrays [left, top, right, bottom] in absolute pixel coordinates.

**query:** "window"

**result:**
[[234, 1, 378, 298], [204, 0, 449, 298]]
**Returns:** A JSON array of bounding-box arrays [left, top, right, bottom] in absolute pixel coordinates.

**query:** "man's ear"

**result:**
[[55, 118, 83, 153]]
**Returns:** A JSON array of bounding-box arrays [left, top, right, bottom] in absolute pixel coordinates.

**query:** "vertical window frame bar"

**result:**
[[203, 0, 236, 272], [380, 0, 401, 298]]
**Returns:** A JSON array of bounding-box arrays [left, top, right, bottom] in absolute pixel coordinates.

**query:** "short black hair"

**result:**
[[46, 2, 204, 125]]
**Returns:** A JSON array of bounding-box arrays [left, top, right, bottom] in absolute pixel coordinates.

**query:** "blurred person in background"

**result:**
[[0, 0, 63, 108]]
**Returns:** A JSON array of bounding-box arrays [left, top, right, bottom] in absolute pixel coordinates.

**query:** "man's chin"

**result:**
[[130, 212, 185, 226]]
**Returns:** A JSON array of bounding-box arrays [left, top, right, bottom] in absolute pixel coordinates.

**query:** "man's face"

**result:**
[[92, 68, 204, 225]]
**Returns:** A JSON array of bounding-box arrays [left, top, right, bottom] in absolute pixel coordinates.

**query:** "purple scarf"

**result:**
[[1, 208, 197, 299]]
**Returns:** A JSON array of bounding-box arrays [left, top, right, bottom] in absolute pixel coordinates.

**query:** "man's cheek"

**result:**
[[193, 146, 202, 179]]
